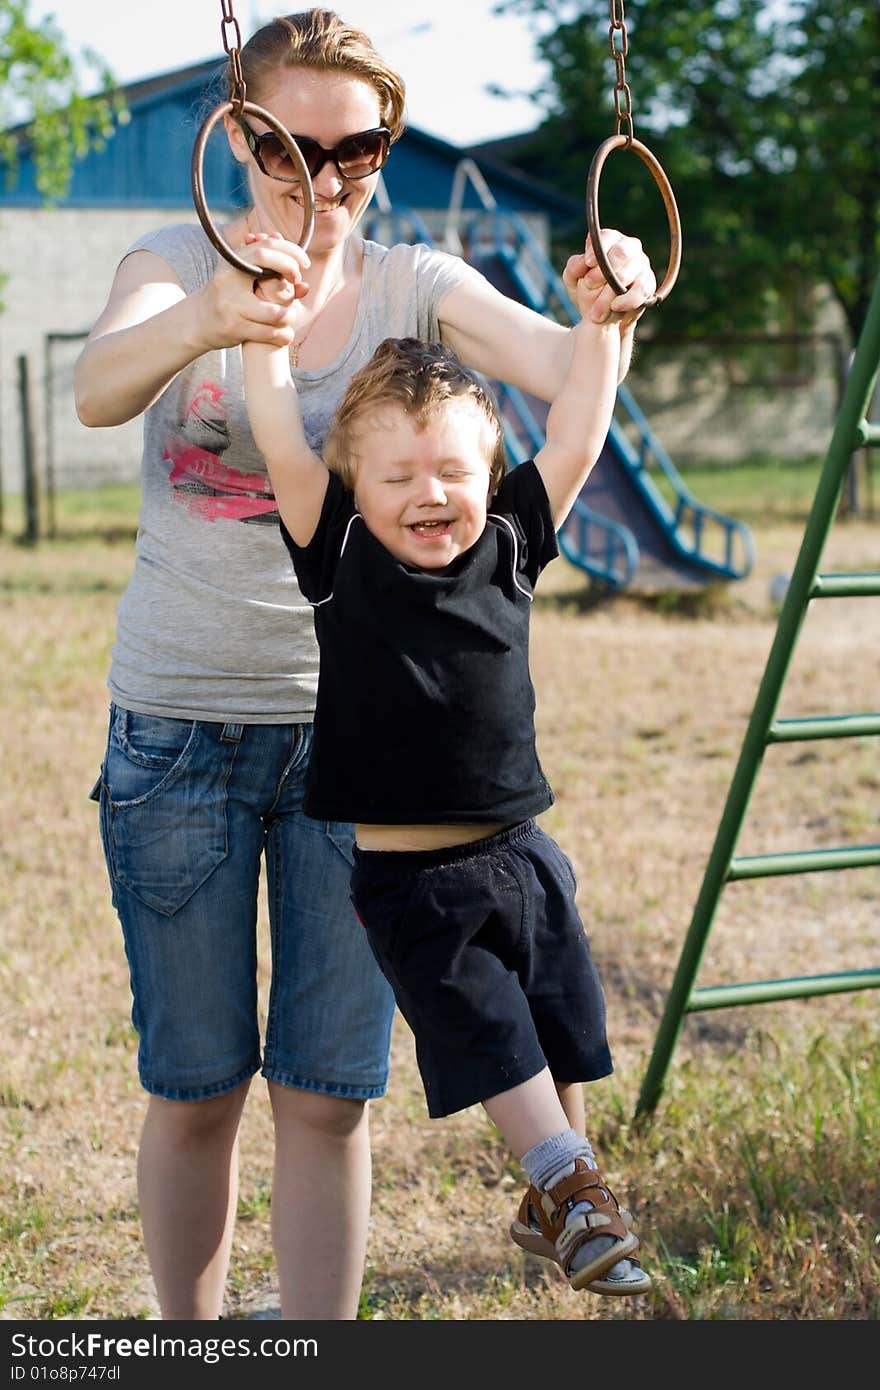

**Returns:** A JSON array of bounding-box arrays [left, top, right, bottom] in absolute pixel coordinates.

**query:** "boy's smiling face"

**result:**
[[351, 401, 494, 569]]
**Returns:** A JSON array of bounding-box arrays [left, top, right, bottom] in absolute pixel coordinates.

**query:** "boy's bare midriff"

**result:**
[[355, 823, 511, 852]]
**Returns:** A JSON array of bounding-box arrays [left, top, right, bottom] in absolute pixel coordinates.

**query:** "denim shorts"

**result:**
[[351, 820, 612, 1119], [93, 703, 395, 1102]]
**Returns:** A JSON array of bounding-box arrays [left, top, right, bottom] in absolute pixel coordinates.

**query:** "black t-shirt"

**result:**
[[282, 459, 559, 824]]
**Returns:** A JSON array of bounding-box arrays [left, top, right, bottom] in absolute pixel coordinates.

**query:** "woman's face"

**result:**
[[227, 68, 384, 254]]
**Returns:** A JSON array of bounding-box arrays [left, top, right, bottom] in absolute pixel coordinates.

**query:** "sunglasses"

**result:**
[[237, 119, 391, 183]]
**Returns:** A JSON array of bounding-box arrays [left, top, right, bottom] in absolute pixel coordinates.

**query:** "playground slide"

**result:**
[[470, 242, 754, 593], [505, 386, 720, 593]]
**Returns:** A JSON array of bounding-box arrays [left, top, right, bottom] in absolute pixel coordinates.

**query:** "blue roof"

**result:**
[[0, 59, 579, 222]]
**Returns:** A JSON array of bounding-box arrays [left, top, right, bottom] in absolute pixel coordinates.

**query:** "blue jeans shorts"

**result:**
[[93, 703, 395, 1102], [351, 820, 612, 1119]]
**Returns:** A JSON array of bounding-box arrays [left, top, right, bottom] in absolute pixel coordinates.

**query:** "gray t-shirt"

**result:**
[[108, 222, 472, 722]]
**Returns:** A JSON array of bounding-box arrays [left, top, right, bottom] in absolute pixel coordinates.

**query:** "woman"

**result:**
[[74, 8, 655, 1321]]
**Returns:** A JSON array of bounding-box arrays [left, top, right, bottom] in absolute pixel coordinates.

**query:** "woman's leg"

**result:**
[[137, 1082, 251, 1319], [262, 738, 395, 1320], [97, 711, 276, 1319], [269, 1083, 372, 1320]]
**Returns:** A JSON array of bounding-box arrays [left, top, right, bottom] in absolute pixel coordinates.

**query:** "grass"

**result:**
[[675, 454, 826, 523], [628, 449, 875, 531], [0, 469, 878, 1322], [3, 484, 140, 548]]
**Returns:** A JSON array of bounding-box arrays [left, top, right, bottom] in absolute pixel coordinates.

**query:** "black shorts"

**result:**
[[351, 819, 612, 1118]]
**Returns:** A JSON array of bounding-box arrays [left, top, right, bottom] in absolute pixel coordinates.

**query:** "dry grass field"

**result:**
[[1, 486, 878, 1322]]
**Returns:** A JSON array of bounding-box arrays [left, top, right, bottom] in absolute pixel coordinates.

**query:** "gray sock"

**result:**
[[520, 1129, 593, 1190], [520, 1130, 631, 1280]]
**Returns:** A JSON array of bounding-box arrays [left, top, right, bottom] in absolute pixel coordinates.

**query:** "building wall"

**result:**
[[624, 325, 849, 466], [1, 206, 207, 498]]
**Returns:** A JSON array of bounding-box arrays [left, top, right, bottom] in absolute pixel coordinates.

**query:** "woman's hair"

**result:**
[[228, 9, 407, 141], [323, 338, 508, 495]]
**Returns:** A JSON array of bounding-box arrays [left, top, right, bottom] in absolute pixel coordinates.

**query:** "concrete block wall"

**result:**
[[0, 207, 202, 500], [624, 334, 845, 466]]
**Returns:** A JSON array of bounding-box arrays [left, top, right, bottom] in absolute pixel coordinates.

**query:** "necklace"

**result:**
[[289, 269, 346, 369]]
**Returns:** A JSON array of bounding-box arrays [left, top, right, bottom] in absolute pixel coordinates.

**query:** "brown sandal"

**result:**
[[509, 1158, 649, 1294]]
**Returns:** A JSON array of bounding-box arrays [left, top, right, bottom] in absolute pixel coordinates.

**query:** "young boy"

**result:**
[[242, 251, 650, 1296]]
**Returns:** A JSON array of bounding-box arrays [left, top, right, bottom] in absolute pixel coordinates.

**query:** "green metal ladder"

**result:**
[[635, 271, 880, 1121]]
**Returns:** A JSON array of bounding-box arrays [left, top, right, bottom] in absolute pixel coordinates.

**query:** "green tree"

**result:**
[[0, 0, 125, 202], [779, 2, 880, 340], [492, 1, 879, 344]]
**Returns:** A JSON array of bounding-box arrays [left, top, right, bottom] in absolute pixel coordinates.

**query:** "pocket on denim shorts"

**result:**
[[324, 820, 355, 868], [101, 707, 230, 916]]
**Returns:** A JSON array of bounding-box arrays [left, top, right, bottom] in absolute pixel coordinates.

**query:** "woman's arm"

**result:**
[[74, 252, 207, 426], [438, 267, 574, 402], [437, 228, 652, 402], [74, 238, 307, 428]]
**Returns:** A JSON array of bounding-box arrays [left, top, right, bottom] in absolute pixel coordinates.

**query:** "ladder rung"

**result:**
[[728, 844, 880, 879], [856, 420, 880, 446], [767, 712, 880, 742], [811, 572, 880, 597], [686, 968, 880, 1012]]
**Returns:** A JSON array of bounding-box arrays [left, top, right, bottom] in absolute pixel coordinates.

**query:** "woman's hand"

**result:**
[[563, 229, 655, 332], [192, 230, 310, 352]]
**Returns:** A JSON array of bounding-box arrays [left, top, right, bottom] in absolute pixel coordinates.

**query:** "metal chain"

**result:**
[[220, 0, 246, 113], [587, 0, 682, 306], [193, 0, 316, 263], [608, 0, 633, 145]]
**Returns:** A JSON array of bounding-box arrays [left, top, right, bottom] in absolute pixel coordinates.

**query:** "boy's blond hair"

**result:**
[[230, 9, 407, 142], [323, 338, 508, 493]]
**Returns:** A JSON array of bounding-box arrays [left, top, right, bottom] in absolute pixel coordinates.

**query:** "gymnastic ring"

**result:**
[[585, 135, 681, 307], [191, 100, 316, 276]]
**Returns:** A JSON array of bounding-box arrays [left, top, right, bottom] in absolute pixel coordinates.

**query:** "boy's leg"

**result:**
[[483, 1068, 571, 1155], [352, 825, 647, 1295], [492, 828, 649, 1293], [486, 1070, 648, 1293], [555, 1079, 585, 1132]]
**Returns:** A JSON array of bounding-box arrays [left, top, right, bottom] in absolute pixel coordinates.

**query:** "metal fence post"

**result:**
[[17, 354, 39, 544]]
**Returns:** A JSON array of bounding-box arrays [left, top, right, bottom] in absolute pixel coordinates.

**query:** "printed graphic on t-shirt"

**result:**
[[162, 380, 279, 525]]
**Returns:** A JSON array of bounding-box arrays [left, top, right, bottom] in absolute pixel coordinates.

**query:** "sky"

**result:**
[[36, 0, 552, 146]]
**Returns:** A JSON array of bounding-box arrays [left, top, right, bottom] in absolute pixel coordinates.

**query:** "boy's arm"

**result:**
[[533, 281, 622, 529], [241, 339, 329, 547]]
